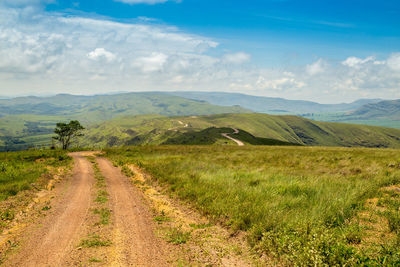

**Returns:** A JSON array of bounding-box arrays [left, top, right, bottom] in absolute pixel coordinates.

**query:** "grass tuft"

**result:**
[[95, 190, 108, 204], [167, 228, 191, 245], [79, 234, 112, 248], [93, 208, 111, 225]]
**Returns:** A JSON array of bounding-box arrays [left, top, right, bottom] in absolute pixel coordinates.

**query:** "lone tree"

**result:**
[[53, 120, 85, 150]]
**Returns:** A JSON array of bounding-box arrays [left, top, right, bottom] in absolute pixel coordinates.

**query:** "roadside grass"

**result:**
[[189, 223, 212, 229], [105, 145, 400, 265], [0, 150, 70, 201], [167, 227, 191, 245], [154, 213, 171, 224]]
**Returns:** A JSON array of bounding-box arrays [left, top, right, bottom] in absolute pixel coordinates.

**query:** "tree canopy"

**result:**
[[53, 120, 85, 150]]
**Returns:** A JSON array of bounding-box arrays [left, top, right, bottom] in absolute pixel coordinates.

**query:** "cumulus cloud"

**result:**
[[0, 28, 66, 74], [222, 52, 251, 64], [87, 48, 116, 62], [306, 59, 327, 75], [257, 76, 305, 91], [387, 53, 400, 71], [341, 56, 375, 69], [0, 4, 399, 103], [134, 52, 168, 72]]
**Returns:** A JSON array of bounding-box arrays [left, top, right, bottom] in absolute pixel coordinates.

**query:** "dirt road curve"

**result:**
[[7, 152, 94, 267], [221, 128, 244, 146], [97, 157, 168, 266]]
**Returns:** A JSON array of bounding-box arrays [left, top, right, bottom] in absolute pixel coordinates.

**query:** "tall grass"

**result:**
[[0, 150, 70, 201], [105, 145, 400, 265]]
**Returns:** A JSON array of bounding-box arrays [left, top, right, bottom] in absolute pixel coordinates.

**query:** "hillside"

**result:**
[[167, 92, 400, 128], [167, 91, 381, 114], [349, 99, 400, 120], [0, 93, 249, 123], [304, 99, 400, 129], [79, 113, 400, 148], [0, 93, 249, 151]]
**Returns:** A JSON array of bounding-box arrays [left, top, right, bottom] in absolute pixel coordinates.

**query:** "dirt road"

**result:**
[[97, 157, 168, 266], [7, 152, 94, 266], [4, 151, 259, 266], [6, 152, 168, 266], [221, 128, 244, 146]]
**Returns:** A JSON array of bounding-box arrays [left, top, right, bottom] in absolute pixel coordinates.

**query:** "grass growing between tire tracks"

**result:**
[[86, 156, 111, 226], [79, 155, 112, 264], [105, 145, 400, 265]]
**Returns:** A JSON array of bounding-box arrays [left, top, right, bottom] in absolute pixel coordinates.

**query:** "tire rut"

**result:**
[[96, 157, 168, 266], [6, 152, 94, 267]]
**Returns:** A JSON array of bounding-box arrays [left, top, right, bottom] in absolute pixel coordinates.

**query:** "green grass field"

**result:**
[[0, 150, 70, 201], [0, 93, 250, 151], [105, 145, 400, 265]]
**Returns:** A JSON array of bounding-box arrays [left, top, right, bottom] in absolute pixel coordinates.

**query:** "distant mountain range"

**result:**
[[166, 91, 382, 114], [0, 92, 248, 151], [0, 92, 398, 151], [0, 92, 249, 123], [349, 99, 400, 120], [166, 91, 400, 128]]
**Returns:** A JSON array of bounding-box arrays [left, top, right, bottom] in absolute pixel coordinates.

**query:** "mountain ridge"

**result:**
[[79, 113, 400, 149], [165, 91, 383, 114]]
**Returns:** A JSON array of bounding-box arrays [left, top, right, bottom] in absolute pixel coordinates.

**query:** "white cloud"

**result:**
[[306, 58, 327, 75], [387, 53, 400, 71], [0, 4, 399, 103], [134, 52, 168, 72], [256, 75, 305, 91], [87, 48, 116, 62], [341, 56, 375, 69], [222, 52, 251, 64], [0, 28, 66, 74]]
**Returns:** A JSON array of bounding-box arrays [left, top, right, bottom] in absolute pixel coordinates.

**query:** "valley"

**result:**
[[80, 113, 400, 148], [1, 93, 399, 151]]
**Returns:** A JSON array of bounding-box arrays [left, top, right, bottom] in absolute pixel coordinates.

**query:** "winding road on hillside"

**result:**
[[221, 128, 244, 146], [6, 152, 168, 266]]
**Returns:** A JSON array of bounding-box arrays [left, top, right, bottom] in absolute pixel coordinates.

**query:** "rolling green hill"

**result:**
[[167, 92, 400, 128], [1, 93, 398, 151], [0, 93, 249, 123], [162, 127, 298, 146], [0, 93, 249, 151], [304, 99, 400, 129], [349, 99, 400, 120], [79, 113, 400, 148]]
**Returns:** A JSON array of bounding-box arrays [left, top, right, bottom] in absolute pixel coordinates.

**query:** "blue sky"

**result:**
[[46, 0, 400, 64], [0, 0, 399, 103]]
